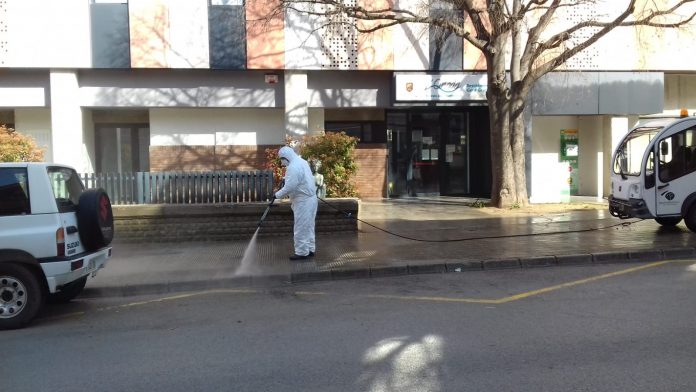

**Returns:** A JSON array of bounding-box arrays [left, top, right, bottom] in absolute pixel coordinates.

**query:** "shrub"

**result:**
[[301, 131, 358, 197], [264, 131, 358, 198], [0, 125, 44, 162]]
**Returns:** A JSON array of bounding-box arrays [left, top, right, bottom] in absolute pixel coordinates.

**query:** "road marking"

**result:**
[[365, 294, 500, 304], [96, 289, 261, 312], [494, 260, 672, 303], [365, 260, 676, 304], [49, 260, 688, 319]]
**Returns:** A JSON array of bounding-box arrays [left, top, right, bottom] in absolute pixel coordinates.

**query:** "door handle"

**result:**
[[66, 226, 78, 234], [658, 183, 670, 190]]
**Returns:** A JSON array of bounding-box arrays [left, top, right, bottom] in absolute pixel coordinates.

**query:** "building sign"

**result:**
[[394, 73, 488, 102], [560, 129, 579, 198]]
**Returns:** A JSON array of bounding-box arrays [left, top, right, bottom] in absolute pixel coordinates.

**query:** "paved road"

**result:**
[[6, 260, 696, 392]]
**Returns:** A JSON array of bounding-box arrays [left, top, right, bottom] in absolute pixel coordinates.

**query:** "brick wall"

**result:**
[[355, 144, 388, 199], [149, 143, 388, 198], [150, 145, 216, 171], [150, 145, 277, 172]]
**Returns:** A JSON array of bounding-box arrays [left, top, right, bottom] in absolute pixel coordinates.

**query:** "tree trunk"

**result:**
[[487, 44, 516, 208], [488, 86, 516, 206], [510, 89, 529, 207]]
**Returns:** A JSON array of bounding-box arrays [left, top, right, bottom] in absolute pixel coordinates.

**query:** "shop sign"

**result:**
[[394, 73, 487, 102]]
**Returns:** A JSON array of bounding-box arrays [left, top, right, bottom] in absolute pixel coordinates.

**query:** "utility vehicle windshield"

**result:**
[[613, 127, 661, 177]]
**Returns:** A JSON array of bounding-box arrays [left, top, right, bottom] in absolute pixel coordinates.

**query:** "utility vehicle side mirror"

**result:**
[[660, 140, 669, 156]]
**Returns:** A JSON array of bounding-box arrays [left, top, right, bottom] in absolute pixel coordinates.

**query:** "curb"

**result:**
[[83, 247, 696, 298]]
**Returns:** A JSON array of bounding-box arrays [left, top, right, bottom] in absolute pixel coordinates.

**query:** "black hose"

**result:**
[[317, 196, 642, 243]]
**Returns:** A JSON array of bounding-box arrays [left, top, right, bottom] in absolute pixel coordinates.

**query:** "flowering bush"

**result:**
[[264, 131, 358, 197], [0, 125, 44, 162]]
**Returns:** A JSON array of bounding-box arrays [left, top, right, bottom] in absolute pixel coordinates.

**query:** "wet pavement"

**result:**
[[83, 197, 696, 297]]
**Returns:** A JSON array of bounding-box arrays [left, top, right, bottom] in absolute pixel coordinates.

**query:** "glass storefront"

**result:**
[[387, 107, 489, 197]]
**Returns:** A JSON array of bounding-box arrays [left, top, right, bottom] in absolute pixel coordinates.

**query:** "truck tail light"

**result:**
[[56, 228, 65, 257]]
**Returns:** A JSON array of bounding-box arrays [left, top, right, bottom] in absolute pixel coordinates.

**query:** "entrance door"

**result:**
[[409, 112, 441, 195], [387, 110, 471, 197], [440, 112, 469, 195]]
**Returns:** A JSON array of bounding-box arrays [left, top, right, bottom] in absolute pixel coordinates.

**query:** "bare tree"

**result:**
[[271, 0, 696, 207]]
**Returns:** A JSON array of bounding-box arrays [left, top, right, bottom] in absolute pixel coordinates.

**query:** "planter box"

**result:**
[[112, 198, 359, 243]]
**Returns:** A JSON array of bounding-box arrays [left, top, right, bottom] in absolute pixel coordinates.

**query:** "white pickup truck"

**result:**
[[0, 163, 113, 329]]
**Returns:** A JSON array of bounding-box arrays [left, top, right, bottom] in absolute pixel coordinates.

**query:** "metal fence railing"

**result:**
[[80, 171, 274, 205]]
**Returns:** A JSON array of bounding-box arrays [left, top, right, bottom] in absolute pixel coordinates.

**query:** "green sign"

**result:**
[[560, 129, 579, 197]]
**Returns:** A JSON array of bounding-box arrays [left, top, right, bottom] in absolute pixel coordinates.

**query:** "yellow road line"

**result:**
[[98, 260, 688, 311], [365, 294, 500, 304], [495, 260, 671, 303], [366, 260, 676, 304], [97, 288, 261, 312]]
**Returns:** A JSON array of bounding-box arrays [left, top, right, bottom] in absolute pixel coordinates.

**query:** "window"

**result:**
[[95, 125, 150, 173], [613, 126, 660, 177], [47, 167, 84, 213], [324, 122, 387, 143], [0, 168, 30, 216], [658, 127, 696, 182]]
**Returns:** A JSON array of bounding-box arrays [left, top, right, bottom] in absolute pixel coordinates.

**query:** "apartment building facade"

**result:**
[[1, 0, 695, 200]]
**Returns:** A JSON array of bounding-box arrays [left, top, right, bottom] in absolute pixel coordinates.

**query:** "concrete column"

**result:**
[[284, 70, 309, 140], [601, 115, 637, 197], [308, 108, 325, 136], [50, 70, 92, 172]]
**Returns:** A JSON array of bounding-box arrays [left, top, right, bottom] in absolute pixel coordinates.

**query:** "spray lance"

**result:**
[[256, 179, 284, 228]]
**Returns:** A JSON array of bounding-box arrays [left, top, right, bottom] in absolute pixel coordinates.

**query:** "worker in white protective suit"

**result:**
[[274, 146, 318, 261]]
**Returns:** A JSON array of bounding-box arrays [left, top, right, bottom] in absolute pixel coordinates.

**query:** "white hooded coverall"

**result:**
[[275, 146, 318, 256]]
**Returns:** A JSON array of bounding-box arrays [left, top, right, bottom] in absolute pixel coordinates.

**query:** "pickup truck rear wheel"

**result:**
[[47, 276, 87, 304], [655, 217, 682, 226], [77, 188, 114, 251], [685, 205, 696, 233], [0, 263, 44, 330]]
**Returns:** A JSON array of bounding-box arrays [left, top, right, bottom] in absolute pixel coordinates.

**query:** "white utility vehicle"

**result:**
[[609, 116, 696, 231], [0, 163, 113, 329]]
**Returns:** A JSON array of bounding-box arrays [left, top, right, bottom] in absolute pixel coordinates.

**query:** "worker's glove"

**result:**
[[269, 193, 277, 206]]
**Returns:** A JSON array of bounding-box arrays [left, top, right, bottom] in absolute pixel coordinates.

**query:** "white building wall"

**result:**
[[50, 70, 92, 172], [149, 108, 285, 147], [530, 116, 578, 203], [284, 3, 323, 69], [392, 0, 429, 70], [664, 74, 696, 114], [14, 108, 52, 162], [4, 0, 90, 68], [167, 0, 210, 69], [577, 116, 603, 198], [284, 71, 309, 138]]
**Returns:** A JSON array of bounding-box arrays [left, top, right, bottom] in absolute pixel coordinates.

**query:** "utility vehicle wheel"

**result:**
[[655, 217, 682, 226], [0, 264, 44, 330], [78, 188, 114, 251], [685, 205, 696, 233], [47, 276, 87, 304]]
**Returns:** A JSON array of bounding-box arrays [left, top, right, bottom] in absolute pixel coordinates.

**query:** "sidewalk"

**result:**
[[83, 197, 696, 297]]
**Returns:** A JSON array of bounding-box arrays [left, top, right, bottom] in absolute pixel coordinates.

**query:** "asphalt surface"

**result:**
[[83, 197, 696, 298], [10, 260, 696, 391]]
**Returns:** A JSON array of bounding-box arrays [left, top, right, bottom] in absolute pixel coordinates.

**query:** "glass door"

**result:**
[[387, 112, 408, 196], [409, 112, 441, 195], [440, 112, 469, 195]]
